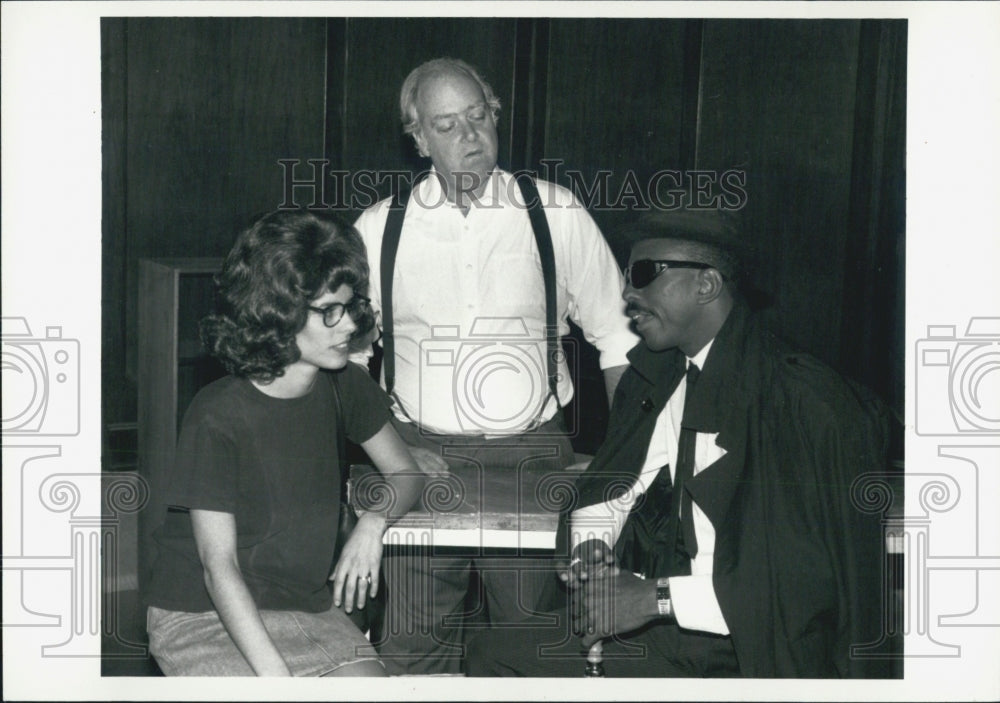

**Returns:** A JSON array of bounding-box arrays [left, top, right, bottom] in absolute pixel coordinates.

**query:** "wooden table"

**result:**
[[351, 464, 578, 550], [352, 464, 905, 554], [351, 464, 904, 671]]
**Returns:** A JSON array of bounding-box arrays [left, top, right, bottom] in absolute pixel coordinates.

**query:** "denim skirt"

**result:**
[[147, 603, 381, 676]]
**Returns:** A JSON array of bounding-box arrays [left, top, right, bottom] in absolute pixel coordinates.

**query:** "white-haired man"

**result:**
[[351, 57, 638, 675]]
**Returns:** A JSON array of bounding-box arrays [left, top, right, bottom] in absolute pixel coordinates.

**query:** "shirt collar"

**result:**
[[474, 168, 511, 207], [418, 167, 508, 209], [687, 338, 714, 373]]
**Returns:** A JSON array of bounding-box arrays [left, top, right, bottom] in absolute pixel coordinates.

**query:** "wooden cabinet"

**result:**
[[136, 257, 224, 591]]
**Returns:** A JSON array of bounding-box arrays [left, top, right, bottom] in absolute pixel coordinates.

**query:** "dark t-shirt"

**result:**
[[145, 363, 391, 613]]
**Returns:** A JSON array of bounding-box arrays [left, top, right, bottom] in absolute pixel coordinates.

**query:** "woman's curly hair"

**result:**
[[200, 209, 374, 382]]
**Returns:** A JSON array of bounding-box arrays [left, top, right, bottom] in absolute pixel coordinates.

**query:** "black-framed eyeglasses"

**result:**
[[624, 259, 713, 289], [307, 295, 371, 328]]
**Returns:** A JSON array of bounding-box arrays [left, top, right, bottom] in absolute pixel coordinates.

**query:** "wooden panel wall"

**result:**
[[102, 17, 905, 441], [104, 18, 327, 414], [697, 19, 863, 369], [102, 18, 129, 428], [336, 18, 518, 183], [544, 19, 690, 237], [841, 20, 907, 420]]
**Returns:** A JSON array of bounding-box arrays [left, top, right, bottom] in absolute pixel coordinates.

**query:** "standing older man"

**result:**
[[465, 209, 891, 678], [351, 58, 638, 674]]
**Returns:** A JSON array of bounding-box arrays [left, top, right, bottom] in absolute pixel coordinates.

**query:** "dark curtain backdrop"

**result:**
[[102, 17, 905, 460]]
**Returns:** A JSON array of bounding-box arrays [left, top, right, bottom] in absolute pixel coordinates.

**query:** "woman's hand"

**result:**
[[333, 420, 427, 614], [330, 511, 386, 613]]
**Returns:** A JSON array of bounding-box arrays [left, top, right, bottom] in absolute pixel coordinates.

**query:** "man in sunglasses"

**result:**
[[466, 208, 890, 678]]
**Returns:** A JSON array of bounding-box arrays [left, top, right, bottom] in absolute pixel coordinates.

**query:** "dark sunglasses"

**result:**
[[624, 259, 713, 289]]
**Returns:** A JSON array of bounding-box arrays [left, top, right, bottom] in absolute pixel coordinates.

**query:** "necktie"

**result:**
[[669, 362, 700, 573]]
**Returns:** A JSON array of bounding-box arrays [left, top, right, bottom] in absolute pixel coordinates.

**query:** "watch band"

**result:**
[[656, 577, 672, 618]]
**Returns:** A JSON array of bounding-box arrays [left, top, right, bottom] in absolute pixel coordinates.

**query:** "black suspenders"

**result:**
[[516, 174, 560, 406], [378, 177, 419, 398], [379, 173, 560, 411]]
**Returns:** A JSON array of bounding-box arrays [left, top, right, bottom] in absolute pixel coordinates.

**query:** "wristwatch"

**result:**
[[656, 577, 673, 619]]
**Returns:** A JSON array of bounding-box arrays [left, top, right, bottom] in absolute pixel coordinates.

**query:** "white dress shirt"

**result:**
[[570, 340, 731, 635], [352, 169, 638, 435]]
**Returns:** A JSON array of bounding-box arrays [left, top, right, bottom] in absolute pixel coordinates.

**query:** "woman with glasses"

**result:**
[[143, 209, 424, 676]]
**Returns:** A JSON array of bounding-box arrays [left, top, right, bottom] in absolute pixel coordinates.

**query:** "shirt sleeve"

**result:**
[[335, 363, 394, 444], [543, 186, 639, 369], [669, 574, 731, 635], [672, 431, 731, 635], [166, 405, 239, 514], [569, 502, 624, 553], [349, 202, 390, 366]]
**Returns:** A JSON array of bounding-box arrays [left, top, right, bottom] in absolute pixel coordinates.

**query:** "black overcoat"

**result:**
[[561, 302, 891, 678]]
